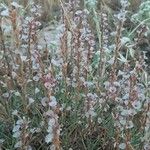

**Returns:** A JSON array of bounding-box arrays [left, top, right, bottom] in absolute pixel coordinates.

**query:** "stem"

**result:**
[[129, 17, 150, 36]]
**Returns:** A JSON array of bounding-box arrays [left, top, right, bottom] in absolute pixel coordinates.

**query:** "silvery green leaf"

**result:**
[[118, 53, 128, 63], [129, 48, 135, 57]]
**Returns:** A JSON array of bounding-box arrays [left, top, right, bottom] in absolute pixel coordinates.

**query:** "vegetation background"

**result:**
[[0, 0, 150, 150]]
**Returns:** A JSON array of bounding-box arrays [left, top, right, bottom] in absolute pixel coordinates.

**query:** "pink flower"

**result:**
[[43, 73, 56, 89]]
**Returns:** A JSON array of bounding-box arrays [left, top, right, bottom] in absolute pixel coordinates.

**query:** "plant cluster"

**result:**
[[0, 0, 150, 150]]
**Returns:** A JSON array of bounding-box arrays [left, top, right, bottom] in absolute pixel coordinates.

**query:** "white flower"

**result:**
[[121, 109, 128, 116], [12, 71, 17, 78], [47, 126, 53, 133], [126, 121, 134, 129], [119, 143, 126, 149], [132, 101, 142, 110], [122, 93, 129, 100], [2, 92, 9, 98], [45, 133, 53, 143], [11, 2, 22, 8], [98, 118, 102, 124], [107, 57, 115, 65], [41, 97, 49, 107], [33, 75, 40, 82], [48, 118, 55, 127], [1, 9, 9, 16], [109, 86, 116, 93], [16, 119, 24, 125], [49, 96, 57, 107], [85, 109, 96, 118], [66, 106, 71, 111], [32, 63, 40, 70], [28, 97, 35, 105], [51, 59, 61, 67], [84, 81, 94, 87], [75, 10, 82, 15], [20, 56, 27, 61], [120, 118, 126, 125], [128, 109, 136, 116], [12, 110, 18, 116], [21, 35, 28, 40], [104, 81, 110, 88], [118, 70, 125, 76], [144, 143, 150, 150], [13, 125, 20, 132], [121, 37, 130, 45], [35, 88, 40, 94]]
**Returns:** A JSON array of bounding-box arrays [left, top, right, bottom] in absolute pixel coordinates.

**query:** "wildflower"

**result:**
[[35, 87, 40, 94], [43, 73, 56, 89], [126, 121, 134, 129], [49, 96, 57, 107], [2, 92, 9, 98], [132, 101, 142, 110], [33, 75, 40, 82], [12, 110, 18, 116], [11, 2, 22, 8], [28, 97, 35, 105], [45, 118, 56, 144], [41, 97, 49, 107], [119, 143, 126, 149]]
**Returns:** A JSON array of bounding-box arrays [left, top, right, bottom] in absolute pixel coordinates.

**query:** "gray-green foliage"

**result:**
[[131, 1, 150, 26]]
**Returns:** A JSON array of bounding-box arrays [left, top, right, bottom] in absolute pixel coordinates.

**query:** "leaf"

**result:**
[[118, 53, 128, 63], [91, 51, 100, 67], [129, 48, 135, 57]]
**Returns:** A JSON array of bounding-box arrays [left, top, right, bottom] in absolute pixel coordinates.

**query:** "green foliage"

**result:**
[[131, 1, 150, 25]]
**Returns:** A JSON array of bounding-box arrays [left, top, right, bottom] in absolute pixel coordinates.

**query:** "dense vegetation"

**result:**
[[0, 0, 150, 149]]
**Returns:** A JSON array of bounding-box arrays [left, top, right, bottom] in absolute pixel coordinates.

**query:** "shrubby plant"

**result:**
[[0, 0, 150, 150]]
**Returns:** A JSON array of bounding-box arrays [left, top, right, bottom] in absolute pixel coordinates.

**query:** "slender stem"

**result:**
[[129, 17, 150, 36]]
